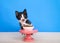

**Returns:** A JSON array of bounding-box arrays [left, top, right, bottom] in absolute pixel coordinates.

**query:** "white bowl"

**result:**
[[23, 27, 34, 31]]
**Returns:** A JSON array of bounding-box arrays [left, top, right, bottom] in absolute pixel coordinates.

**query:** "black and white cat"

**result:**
[[15, 9, 34, 30]]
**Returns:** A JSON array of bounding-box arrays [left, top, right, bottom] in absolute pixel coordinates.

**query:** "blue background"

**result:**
[[0, 0, 60, 32]]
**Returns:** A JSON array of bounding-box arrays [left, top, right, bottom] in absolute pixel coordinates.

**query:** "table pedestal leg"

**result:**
[[23, 34, 34, 42]]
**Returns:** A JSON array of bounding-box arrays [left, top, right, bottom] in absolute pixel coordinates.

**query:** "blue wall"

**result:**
[[0, 0, 60, 32]]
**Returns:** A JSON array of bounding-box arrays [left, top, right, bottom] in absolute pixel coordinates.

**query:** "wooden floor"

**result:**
[[0, 32, 60, 43]]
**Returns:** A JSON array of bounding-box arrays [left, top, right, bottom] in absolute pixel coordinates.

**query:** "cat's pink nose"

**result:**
[[22, 19, 25, 21]]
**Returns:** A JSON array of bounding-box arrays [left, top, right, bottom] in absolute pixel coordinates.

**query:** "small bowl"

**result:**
[[23, 27, 34, 31]]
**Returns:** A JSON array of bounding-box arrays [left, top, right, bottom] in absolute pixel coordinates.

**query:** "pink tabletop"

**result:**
[[20, 30, 38, 34]]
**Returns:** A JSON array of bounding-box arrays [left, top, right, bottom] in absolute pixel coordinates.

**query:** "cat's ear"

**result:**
[[15, 11, 18, 16], [23, 9, 28, 18], [23, 9, 26, 12], [23, 9, 27, 14]]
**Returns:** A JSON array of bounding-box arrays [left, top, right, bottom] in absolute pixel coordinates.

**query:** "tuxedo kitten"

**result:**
[[15, 9, 34, 30]]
